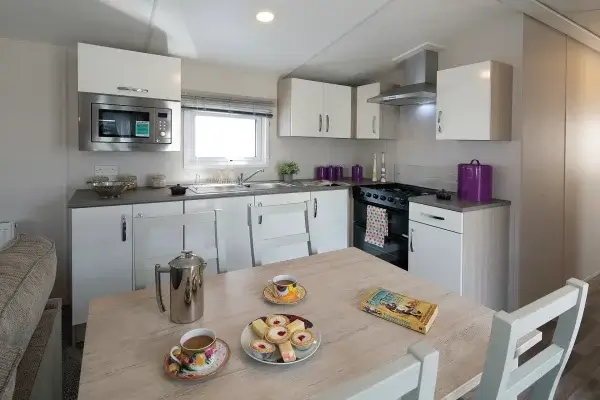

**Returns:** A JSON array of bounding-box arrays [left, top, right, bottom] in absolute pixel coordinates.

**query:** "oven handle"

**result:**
[[409, 229, 414, 252]]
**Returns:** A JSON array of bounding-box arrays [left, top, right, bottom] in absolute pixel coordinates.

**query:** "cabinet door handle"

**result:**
[[258, 202, 263, 224], [314, 198, 318, 218], [117, 86, 149, 93], [409, 229, 414, 252], [326, 115, 330, 133], [437, 110, 443, 134], [318, 114, 322, 132], [121, 215, 127, 242], [136, 213, 143, 218], [372, 116, 377, 134]]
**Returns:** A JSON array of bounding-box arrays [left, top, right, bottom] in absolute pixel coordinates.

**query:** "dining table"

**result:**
[[77, 247, 499, 400]]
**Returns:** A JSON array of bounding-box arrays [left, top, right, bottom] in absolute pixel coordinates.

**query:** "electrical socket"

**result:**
[[95, 165, 118, 178]]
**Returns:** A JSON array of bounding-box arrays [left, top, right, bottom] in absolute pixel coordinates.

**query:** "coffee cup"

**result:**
[[269, 275, 298, 298], [169, 328, 216, 371]]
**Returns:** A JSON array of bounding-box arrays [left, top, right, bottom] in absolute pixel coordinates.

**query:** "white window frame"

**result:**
[[183, 109, 270, 170]]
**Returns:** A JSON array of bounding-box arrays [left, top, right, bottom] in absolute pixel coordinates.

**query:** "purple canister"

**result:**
[[325, 165, 334, 181], [458, 159, 493, 202], [315, 166, 326, 180], [351, 165, 363, 182], [334, 166, 344, 181]]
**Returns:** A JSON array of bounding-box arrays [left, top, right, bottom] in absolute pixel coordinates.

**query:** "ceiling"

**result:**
[[538, 0, 600, 36], [0, 0, 517, 83]]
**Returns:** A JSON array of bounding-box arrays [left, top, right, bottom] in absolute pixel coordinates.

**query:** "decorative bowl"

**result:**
[[89, 181, 128, 199]]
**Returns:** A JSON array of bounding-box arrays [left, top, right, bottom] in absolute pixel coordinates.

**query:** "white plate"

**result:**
[[241, 314, 321, 365]]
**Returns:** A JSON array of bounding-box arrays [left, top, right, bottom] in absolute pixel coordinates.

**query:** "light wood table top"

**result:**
[[79, 248, 495, 400]]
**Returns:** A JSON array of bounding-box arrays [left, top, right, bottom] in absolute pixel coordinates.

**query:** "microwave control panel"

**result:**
[[156, 109, 172, 143]]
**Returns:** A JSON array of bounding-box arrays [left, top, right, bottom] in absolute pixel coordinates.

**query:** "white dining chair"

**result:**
[[315, 341, 439, 400], [478, 278, 588, 400], [247, 201, 313, 267], [133, 210, 226, 290]]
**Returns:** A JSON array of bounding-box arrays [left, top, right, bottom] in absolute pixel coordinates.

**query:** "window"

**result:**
[[182, 94, 273, 169]]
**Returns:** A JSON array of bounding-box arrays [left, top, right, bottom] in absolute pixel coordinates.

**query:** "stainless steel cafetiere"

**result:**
[[155, 250, 207, 324]]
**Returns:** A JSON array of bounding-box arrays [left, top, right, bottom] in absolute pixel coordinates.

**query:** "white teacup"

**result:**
[[169, 328, 217, 371], [269, 275, 298, 298]]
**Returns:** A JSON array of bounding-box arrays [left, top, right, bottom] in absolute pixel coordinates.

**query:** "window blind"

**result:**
[[181, 93, 275, 118]]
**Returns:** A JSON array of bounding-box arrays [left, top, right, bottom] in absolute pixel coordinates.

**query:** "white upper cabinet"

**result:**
[[77, 43, 181, 101], [436, 60, 513, 141], [278, 78, 351, 138], [354, 83, 397, 140]]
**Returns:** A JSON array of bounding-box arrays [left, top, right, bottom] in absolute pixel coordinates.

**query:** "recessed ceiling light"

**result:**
[[256, 11, 275, 23]]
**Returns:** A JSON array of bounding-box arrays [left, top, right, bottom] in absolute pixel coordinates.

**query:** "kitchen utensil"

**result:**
[[372, 153, 378, 182], [352, 165, 363, 182], [155, 251, 207, 324], [241, 314, 321, 365], [119, 175, 138, 190], [170, 184, 188, 196], [88, 181, 128, 199], [315, 166, 326, 180], [263, 284, 306, 305], [151, 174, 167, 188], [164, 339, 230, 381], [380, 152, 386, 183], [458, 160, 492, 202], [169, 328, 217, 371]]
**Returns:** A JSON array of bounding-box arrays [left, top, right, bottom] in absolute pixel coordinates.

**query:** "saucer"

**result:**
[[164, 338, 230, 381], [263, 284, 306, 305]]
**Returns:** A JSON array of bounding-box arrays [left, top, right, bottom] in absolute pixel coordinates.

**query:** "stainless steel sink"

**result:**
[[242, 182, 295, 190]]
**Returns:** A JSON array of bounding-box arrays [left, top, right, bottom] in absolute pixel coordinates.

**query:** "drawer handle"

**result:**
[[422, 212, 445, 221]]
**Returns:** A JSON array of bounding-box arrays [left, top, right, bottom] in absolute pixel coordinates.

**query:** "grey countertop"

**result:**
[[409, 194, 511, 213], [68, 179, 374, 208]]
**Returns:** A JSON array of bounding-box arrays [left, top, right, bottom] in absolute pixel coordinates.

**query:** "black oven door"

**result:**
[[353, 200, 409, 270]]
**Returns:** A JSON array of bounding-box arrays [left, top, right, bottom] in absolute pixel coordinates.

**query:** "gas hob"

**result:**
[[352, 183, 436, 211]]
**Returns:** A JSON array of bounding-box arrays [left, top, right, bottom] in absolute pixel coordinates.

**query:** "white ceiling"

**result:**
[[539, 0, 600, 36], [0, 0, 516, 82]]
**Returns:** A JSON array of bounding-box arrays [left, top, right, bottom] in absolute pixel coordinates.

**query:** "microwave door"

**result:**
[[91, 104, 155, 143]]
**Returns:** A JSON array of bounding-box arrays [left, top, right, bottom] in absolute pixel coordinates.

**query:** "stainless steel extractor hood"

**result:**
[[368, 50, 438, 106]]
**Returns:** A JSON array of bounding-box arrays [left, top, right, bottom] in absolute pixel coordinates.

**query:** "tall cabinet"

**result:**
[[278, 78, 352, 138]]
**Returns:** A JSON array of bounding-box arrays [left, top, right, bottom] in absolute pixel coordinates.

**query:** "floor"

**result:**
[[60, 276, 600, 400]]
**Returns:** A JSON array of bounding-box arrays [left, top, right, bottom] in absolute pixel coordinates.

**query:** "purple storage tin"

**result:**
[[457, 159, 493, 202]]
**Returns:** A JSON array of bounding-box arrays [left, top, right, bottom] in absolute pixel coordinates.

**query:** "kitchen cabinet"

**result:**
[[254, 192, 312, 265], [278, 78, 352, 138], [185, 196, 255, 275], [408, 202, 509, 310], [436, 60, 512, 141], [354, 83, 398, 140], [310, 190, 349, 254], [71, 205, 133, 326], [132, 202, 184, 290], [77, 43, 181, 101]]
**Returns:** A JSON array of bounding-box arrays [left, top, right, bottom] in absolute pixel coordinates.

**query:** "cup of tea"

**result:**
[[269, 275, 298, 298], [169, 328, 217, 371]]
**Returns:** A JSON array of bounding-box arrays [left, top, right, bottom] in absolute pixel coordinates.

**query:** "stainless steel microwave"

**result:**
[[78, 92, 181, 151]]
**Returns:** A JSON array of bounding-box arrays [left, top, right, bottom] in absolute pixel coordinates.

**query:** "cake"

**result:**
[[286, 319, 305, 334], [250, 339, 276, 360], [251, 318, 270, 339], [265, 326, 291, 344], [290, 330, 315, 351], [278, 341, 296, 363], [266, 315, 290, 328]]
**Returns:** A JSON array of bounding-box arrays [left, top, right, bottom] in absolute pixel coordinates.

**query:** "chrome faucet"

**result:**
[[237, 169, 265, 185]]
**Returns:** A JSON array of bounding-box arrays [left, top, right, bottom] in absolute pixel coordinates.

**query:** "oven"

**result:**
[[79, 92, 181, 151], [353, 196, 410, 270]]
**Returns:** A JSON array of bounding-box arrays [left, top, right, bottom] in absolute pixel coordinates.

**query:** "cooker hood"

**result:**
[[368, 50, 438, 106]]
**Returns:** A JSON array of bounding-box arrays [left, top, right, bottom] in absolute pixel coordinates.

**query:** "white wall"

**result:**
[[0, 38, 69, 298], [393, 11, 524, 309]]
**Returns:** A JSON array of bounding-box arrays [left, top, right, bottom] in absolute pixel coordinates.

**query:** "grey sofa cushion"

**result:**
[[0, 341, 22, 400], [0, 234, 56, 349]]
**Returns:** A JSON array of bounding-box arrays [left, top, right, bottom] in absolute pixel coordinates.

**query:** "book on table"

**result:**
[[360, 287, 439, 334]]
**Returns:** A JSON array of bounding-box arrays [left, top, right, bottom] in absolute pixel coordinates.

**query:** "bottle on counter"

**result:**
[[372, 153, 378, 182]]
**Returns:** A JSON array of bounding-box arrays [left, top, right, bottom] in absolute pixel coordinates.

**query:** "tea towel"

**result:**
[[365, 206, 388, 248]]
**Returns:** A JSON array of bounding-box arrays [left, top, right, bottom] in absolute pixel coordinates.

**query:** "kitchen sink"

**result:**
[[241, 182, 295, 190]]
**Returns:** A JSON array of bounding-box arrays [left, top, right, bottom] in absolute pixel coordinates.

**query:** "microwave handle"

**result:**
[[117, 86, 149, 94]]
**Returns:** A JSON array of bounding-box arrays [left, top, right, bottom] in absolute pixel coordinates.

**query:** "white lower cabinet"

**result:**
[[132, 202, 183, 290], [71, 205, 133, 326], [254, 192, 312, 265], [185, 196, 255, 275], [408, 220, 463, 295], [310, 190, 349, 254]]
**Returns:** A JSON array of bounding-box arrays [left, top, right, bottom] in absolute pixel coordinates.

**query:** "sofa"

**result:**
[[0, 234, 61, 400]]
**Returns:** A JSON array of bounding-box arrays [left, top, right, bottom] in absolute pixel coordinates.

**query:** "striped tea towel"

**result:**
[[365, 206, 388, 248]]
